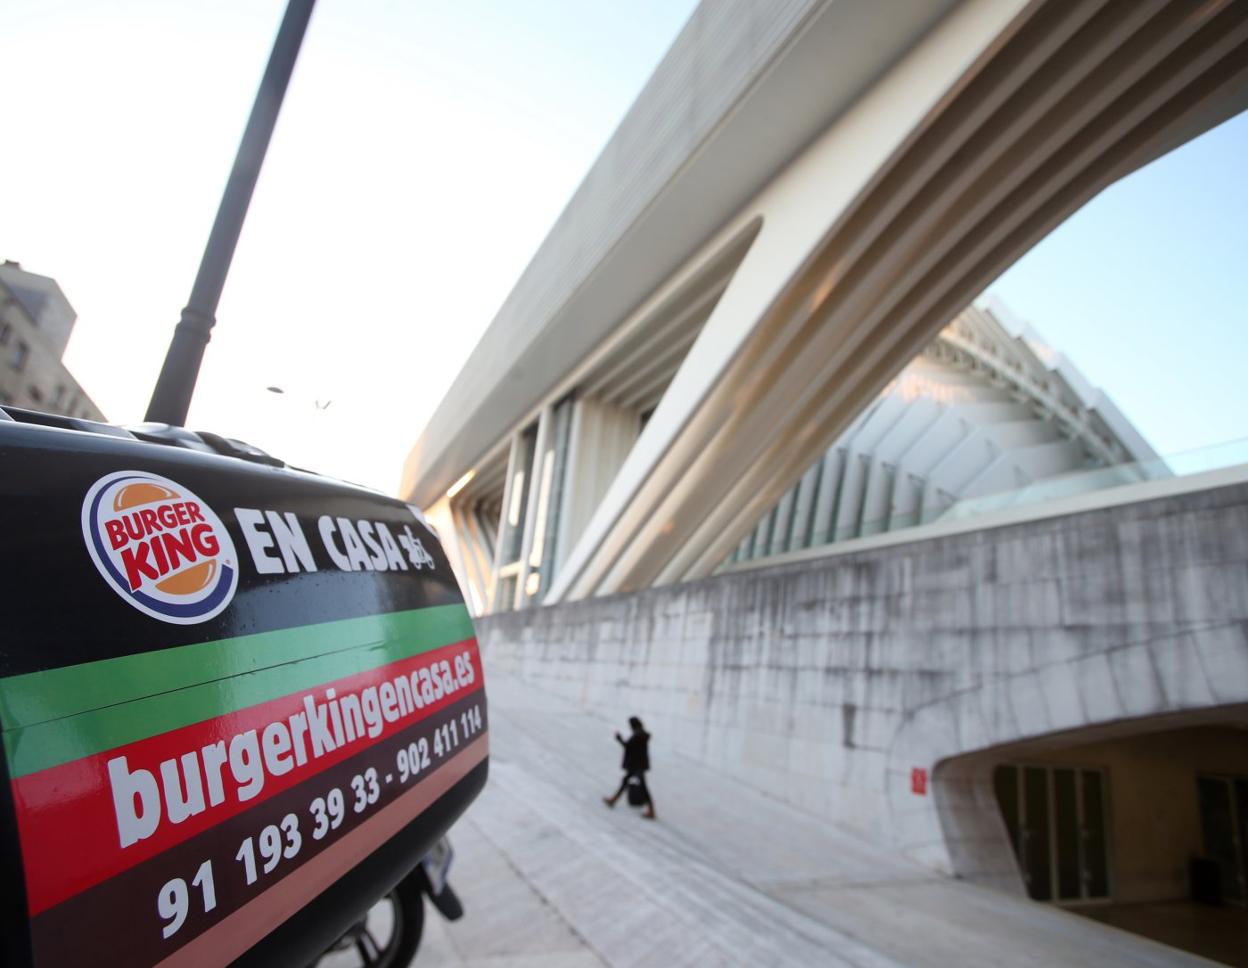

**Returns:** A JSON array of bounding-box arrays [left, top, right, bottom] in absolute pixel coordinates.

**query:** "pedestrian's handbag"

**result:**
[[626, 776, 647, 806]]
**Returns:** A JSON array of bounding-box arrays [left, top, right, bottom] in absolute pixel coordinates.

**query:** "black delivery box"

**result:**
[[0, 410, 488, 967]]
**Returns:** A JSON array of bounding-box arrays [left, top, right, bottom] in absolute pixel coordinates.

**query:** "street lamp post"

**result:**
[[145, 0, 317, 427]]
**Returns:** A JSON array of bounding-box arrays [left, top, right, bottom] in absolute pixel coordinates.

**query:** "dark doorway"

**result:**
[[994, 763, 1110, 903], [1197, 774, 1248, 907]]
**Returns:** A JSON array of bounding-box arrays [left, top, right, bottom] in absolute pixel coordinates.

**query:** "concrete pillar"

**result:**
[[516, 406, 554, 609]]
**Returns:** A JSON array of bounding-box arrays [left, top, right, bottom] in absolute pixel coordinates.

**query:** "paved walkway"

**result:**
[[1079, 901, 1247, 967], [412, 675, 1218, 967]]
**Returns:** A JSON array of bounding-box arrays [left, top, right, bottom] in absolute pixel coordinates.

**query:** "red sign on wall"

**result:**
[[911, 767, 928, 795]]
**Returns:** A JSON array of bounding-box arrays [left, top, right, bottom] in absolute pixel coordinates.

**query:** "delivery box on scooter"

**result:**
[[0, 409, 488, 968]]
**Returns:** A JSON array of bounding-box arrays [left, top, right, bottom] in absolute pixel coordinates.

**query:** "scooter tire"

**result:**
[[381, 875, 425, 968]]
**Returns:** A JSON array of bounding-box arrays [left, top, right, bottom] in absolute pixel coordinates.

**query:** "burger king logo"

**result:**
[[82, 471, 238, 624]]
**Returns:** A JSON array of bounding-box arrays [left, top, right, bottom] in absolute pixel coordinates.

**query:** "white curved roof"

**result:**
[[729, 301, 1162, 565], [407, 0, 1247, 608], [401, 0, 961, 507]]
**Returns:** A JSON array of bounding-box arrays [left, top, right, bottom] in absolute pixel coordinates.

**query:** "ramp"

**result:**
[[413, 675, 1214, 967]]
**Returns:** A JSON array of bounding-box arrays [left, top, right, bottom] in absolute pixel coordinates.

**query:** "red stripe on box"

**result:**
[[13, 638, 482, 915]]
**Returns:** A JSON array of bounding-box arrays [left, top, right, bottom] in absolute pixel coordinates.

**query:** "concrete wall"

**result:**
[[475, 475, 1248, 888]]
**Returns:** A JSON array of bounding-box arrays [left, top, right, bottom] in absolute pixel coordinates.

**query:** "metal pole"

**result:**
[[146, 0, 317, 426]]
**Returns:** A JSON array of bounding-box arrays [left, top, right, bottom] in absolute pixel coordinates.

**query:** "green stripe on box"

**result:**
[[0, 605, 474, 778]]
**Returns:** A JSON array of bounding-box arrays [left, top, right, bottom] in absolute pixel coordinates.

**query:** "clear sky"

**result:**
[[987, 109, 1248, 459], [3, 2, 1245, 493], [1, 0, 699, 490]]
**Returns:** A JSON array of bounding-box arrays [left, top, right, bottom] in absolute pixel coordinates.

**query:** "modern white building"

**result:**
[[403, 0, 1242, 611], [402, 0, 1248, 957], [417, 291, 1161, 615], [0, 261, 105, 421], [728, 299, 1165, 562]]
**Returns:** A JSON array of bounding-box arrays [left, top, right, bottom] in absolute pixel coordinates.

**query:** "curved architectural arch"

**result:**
[[405, 0, 1248, 613]]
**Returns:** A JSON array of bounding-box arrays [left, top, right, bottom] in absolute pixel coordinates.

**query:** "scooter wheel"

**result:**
[[380, 876, 425, 968], [323, 874, 424, 968]]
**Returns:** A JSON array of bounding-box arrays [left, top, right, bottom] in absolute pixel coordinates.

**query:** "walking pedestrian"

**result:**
[[603, 716, 655, 819]]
